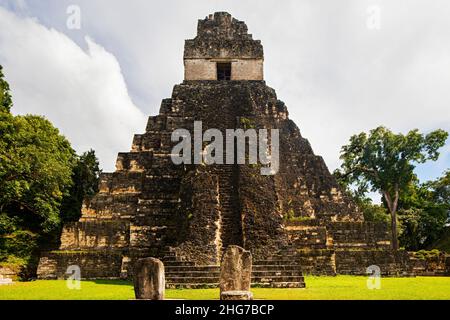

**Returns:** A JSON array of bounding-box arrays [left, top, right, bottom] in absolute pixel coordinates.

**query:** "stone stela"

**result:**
[[133, 257, 165, 300], [220, 246, 253, 300], [37, 12, 414, 289]]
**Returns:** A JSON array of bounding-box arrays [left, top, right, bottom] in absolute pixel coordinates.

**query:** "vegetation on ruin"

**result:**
[[335, 126, 449, 251], [432, 227, 450, 253], [2, 276, 450, 300], [239, 117, 255, 129], [284, 209, 312, 223], [0, 65, 101, 278], [412, 249, 443, 260]]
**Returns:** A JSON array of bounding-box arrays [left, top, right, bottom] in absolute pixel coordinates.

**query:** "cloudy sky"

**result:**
[[0, 0, 449, 200]]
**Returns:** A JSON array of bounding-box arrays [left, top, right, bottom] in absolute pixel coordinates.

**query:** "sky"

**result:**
[[0, 0, 449, 202]]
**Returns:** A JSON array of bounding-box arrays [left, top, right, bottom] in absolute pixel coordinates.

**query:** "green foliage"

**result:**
[[0, 67, 102, 278], [431, 227, 450, 253], [0, 113, 75, 278], [397, 171, 450, 251], [0, 213, 39, 279], [360, 201, 390, 224], [0, 230, 39, 262], [60, 150, 100, 223], [0, 256, 28, 272], [284, 209, 312, 223], [239, 117, 255, 129], [424, 170, 450, 207], [287, 216, 313, 223], [335, 126, 448, 201], [335, 126, 448, 249], [0, 65, 13, 113], [0, 114, 76, 233], [412, 249, 442, 260]]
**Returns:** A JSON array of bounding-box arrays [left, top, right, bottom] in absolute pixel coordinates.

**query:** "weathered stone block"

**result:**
[[0, 267, 17, 283], [445, 256, 450, 275], [220, 245, 252, 294], [133, 258, 165, 300], [221, 291, 253, 300]]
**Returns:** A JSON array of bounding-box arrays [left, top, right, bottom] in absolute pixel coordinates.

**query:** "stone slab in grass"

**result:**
[[133, 258, 165, 300], [221, 290, 254, 300]]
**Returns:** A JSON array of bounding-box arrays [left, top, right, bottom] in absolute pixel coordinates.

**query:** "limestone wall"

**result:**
[[285, 225, 329, 249], [447, 256, 450, 275], [297, 249, 336, 275], [328, 222, 391, 249], [37, 251, 123, 280], [0, 266, 19, 281], [184, 59, 264, 81], [59, 221, 130, 250], [232, 59, 264, 80], [335, 250, 412, 276], [408, 252, 450, 276], [184, 13, 263, 60], [184, 59, 216, 80]]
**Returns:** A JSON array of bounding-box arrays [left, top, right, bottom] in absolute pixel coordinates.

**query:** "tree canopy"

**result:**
[[0, 114, 76, 233], [398, 171, 450, 250], [0, 65, 101, 277], [0, 65, 13, 113], [60, 149, 101, 223], [335, 126, 448, 250]]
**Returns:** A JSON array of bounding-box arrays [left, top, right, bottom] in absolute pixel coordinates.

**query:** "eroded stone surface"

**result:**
[[0, 274, 13, 286], [220, 245, 252, 293], [221, 291, 253, 300], [446, 256, 450, 275], [133, 258, 165, 300]]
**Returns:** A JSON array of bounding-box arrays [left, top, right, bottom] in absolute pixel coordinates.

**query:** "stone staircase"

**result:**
[[217, 165, 243, 250], [283, 223, 337, 275], [271, 244, 337, 276], [252, 256, 306, 288], [161, 248, 306, 289]]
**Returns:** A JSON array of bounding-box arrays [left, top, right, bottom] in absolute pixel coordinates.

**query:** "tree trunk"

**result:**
[[383, 188, 399, 251], [390, 211, 399, 251]]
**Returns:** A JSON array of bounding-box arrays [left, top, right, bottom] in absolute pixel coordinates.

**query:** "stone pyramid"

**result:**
[[38, 12, 411, 288]]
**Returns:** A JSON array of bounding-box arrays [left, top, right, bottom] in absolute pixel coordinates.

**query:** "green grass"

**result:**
[[1, 276, 450, 300]]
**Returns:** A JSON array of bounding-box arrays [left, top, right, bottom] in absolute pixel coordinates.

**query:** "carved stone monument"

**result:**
[[220, 245, 253, 300], [133, 258, 165, 300]]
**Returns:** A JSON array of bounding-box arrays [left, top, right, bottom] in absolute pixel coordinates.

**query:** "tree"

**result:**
[[0, 66, 104, 277], [60, 150, 101, 223], [0, 65, 13, 113], [425, 170, 450, 207], [398, 171, 450, 250], [335, 126, 448, 250], [0, 114, 76, 233], [0, 109, 76, 276]]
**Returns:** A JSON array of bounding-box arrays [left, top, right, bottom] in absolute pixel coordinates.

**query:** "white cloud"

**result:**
[[0, 7, 147, 171], [0, 0, 449, 181]]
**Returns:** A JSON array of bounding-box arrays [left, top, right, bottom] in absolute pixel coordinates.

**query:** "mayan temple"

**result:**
[[37, 12, 412, 288]]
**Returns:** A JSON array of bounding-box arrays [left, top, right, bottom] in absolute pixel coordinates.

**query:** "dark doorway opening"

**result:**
[[217, 63, 231, 81]]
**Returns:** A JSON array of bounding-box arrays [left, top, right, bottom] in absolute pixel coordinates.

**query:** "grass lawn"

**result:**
[[1, 276, 450, 300]]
